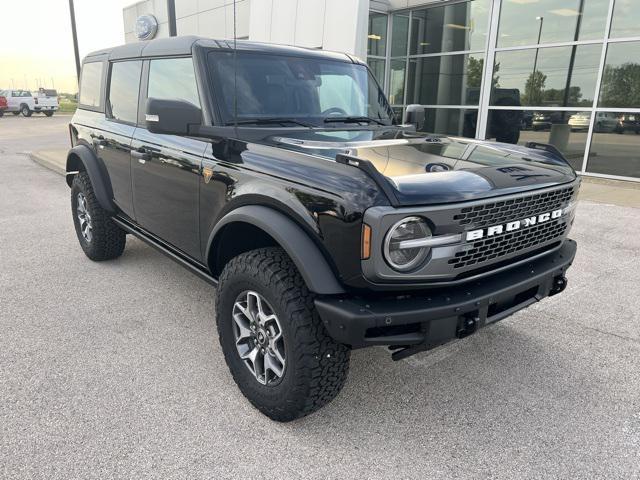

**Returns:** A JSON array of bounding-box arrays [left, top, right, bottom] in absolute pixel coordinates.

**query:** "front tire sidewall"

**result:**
[[21, 105, 32, 117]]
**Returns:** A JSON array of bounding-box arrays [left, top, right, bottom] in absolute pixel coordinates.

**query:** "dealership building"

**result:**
[[123, 0, 640, 182]]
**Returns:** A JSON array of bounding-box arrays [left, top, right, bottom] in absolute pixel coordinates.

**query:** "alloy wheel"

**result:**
[[76, 192, 93, 242], [232, 290, 286, 385]]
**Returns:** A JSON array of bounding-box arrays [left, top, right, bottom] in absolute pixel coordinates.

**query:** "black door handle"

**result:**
[[91, 134, 107, 147], [132, 148, 152, 163]]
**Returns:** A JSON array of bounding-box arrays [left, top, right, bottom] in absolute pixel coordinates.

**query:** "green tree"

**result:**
[[543, 86, 585, 106], [599, 63, 640, 107], [523, 70, 547, 105], [466, 57, 500, 89]]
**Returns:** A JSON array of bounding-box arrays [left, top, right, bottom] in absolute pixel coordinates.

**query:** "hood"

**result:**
[[263, 129, 577, 206]]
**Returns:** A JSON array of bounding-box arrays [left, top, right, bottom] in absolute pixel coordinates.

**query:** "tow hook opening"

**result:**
[[456, 314, 479, 339], [550, 275, 568, 296]]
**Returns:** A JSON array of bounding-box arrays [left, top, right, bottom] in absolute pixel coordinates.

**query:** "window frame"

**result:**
[[138, 55, 201, 127], [105, 59, 143, 126], [78, 59, 107, 113]]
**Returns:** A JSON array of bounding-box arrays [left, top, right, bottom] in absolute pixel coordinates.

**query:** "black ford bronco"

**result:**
[[66, 36, 578, 421]]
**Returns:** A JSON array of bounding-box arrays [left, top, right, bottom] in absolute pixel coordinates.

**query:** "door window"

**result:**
[[148, 57, 200, 107], [79, 62, 103, 108], [107, 60, 142, 123]]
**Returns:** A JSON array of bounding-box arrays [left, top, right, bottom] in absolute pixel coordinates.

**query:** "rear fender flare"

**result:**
[[65, 144, 116, 213]]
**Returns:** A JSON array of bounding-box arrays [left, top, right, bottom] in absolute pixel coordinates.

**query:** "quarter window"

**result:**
[[147, 57, 200, 106], [107, 61, 142, 123], [79, 62, 103, 108]]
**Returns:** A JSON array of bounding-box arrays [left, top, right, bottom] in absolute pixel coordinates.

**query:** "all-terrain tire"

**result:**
[[71, 172, 126, 261], [216, 247, 350, 422]]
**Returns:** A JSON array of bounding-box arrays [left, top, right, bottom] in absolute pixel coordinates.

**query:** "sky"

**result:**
[[0, 0, 134, 94]]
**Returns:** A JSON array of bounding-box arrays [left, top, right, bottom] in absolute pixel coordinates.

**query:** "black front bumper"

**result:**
[[315, 240, 576, 356]]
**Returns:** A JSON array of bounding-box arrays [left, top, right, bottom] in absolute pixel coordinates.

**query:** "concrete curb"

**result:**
[[29, 151, 66, 176]]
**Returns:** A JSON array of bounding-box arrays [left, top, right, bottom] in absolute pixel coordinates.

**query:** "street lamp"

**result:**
[[532, 16, 544, 74]]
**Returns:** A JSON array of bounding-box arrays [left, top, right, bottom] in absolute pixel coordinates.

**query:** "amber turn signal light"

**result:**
[[361, 224, 372, 260]]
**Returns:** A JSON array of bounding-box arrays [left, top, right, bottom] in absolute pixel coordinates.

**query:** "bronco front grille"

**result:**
[[448, 220, 568, 269], [453, 186, 575, 228], [446, 185, 577, 270]]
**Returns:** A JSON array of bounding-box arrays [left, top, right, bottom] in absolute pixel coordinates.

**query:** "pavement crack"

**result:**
[[583, 326, 640, 345]]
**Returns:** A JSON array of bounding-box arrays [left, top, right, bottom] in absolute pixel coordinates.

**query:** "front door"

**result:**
[[100, 60, 143, 219], [131, 57, 206, 260]]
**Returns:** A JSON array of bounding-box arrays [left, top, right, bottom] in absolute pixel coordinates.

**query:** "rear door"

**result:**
[[101, 60, 143, 218], [131, 57, 207, 260]]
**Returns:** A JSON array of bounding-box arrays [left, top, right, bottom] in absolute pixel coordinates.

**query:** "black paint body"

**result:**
[[67, 37, 578, 337]]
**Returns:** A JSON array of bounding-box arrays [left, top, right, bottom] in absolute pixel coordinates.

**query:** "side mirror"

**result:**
[[145, 98, 202, 136], [405, 104, 425, 129]]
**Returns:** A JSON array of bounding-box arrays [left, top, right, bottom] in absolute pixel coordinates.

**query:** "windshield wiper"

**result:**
[[323, 116, 387, 126], [226, 118, 315, 128]]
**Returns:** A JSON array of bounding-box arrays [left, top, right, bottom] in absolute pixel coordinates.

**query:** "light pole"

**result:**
[[532, 16, 544, 74], [68, 0, 81, 82]]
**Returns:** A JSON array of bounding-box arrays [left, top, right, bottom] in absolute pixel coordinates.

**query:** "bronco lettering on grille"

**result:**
[[465, 209, 563, 241]]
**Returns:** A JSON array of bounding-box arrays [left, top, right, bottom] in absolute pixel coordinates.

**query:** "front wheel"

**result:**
[[20, 105, 32, 117], [216, 247, 350, 422], [71, 172, 126, 261]]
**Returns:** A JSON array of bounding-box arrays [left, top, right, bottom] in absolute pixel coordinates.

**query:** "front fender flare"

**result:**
[[208, 205, 345, 295], [65, 145, 116, 213]]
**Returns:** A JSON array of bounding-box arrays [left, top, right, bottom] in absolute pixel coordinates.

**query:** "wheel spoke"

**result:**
[[232, 312, 252, 342], [264, 353, 283, 378]]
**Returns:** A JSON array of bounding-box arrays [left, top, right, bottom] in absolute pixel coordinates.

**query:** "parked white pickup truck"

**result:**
[[4, 88, 59, 117]]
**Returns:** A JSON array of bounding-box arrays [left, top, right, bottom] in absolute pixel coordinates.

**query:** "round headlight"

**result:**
[[383, 216, 432, 271]]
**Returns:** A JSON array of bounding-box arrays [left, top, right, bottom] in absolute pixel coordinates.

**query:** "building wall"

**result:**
[[123, 0, 250, 42], [248, 0, 369, 59], [123, 0, 368, 58]]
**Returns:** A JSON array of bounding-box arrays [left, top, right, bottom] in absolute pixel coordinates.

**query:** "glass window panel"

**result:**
[[367, 58, 385, 87], [413, 107, 478, 137], [587, 111, 640, 178], [391, 14, 410, 57], [107, 61, 142, 123], [491, 45, 601, 107], [406, 53, 484, 106], [148, 58, 200, 107], [599, 41, 640, 108], [485, 109, 587, 171], [610, 0, 640, 39], [497, 0, 609, 47], [392, 106, 404, 123], [389, 59, 406, 105], [368, 13, 388, 56], [79, 62, 103, 108], [410, 0, 490, 55]]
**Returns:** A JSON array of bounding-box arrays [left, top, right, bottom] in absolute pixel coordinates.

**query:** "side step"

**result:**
[[111, 216, 218, 287]]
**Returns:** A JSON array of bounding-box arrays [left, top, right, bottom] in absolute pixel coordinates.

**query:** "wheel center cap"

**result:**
[[256, 330, 267, 345]]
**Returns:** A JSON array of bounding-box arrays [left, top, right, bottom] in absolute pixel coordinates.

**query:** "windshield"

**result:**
[[207, 51, 394, 127]]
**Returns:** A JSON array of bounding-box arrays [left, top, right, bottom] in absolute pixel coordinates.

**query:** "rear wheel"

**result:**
[[12, 111, 19, 116], [216, 247, 350, 422], [43, 111, 54, 117], [71, 172, 126, 261], [20, 104, 32, 117]]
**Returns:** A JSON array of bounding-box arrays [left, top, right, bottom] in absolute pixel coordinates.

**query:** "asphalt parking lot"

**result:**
[[1, 114, 639, 479]]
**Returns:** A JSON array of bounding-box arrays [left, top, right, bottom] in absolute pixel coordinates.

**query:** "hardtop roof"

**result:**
[[84, 36, 358, 64]]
